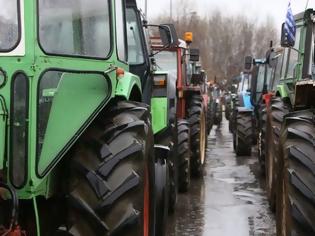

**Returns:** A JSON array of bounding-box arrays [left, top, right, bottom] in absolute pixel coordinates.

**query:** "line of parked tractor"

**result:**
[[225, 8, 315, 236], [0, 1, 223, 235], [1, 0, 313, 235]]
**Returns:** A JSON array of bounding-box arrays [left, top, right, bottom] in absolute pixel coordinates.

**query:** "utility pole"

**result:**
[[145, 0, 148, 19], [170, 0, 173, 21]]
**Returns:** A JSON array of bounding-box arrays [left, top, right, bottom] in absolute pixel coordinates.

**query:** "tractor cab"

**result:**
[[250, 47, 284, 108], [1, 1, 158, 235], [279, 8, 315, 108], [237, 72, 253, 109], [126, 0, 176, 104]]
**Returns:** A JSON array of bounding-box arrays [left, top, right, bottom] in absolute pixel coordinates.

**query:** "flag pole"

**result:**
[[305, 0, 310, 10]]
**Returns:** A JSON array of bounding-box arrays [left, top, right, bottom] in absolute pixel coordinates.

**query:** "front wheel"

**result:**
[[188, 95, 206, 177], [177, 119, 191, 192], [65, 101, 154, 236], [258, 104, 267, 173], [234, 111, 252, 156]]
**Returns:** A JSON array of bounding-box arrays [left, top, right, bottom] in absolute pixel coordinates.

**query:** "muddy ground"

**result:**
[[166, 118, 276, 236]]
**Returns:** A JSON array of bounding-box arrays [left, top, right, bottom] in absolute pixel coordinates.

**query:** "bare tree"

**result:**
[[153, 6, 279, 86]]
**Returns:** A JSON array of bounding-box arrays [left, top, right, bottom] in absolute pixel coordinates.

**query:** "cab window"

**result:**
[[286, 27, 301, 78], [116, 0, 127, 61], [39, 0, 111, 58], [126, 8, 144, 65]]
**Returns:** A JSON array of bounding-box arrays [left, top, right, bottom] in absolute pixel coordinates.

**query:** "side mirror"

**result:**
[[159, 24, 178, 47], [244, 56, 253, 71], [190, 48, 200, 62], [231, 86, 236, 94], [281, 23, 295, 47]]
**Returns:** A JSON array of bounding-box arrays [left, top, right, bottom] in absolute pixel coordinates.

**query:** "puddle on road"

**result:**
[[167, 119, 276, 236]]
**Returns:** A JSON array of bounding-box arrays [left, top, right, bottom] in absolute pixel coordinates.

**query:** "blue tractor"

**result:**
[[231, 57, 258, 156]]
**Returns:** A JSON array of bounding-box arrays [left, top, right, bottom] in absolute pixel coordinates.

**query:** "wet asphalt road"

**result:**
[[166, 118, 276, 236]]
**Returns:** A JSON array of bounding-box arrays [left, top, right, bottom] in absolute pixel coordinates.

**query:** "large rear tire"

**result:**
[[230, 98, 239, 134], [225, 99, 231, 121], [276, 110, 315, 236], [234, 112, 252, 156], [207, 101, 213, 134], [258, 103, 267, 174], [214, 103, 223, 126], [177, 119, 191, 192], [265, 97, 289, 211], [188, 94, 206, 177], [154, 151, 169, 236], [65, 101, 154, 236], [154, 124, 178, 214]]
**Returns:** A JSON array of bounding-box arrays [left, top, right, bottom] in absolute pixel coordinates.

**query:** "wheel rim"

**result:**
[[200, 110, 206, 164]]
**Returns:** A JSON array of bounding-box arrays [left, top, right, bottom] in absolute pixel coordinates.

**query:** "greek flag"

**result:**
[[284, 0, 296, 45]]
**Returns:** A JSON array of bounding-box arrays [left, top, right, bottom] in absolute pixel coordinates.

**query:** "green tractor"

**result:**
[[126, 0, 182, 227], [249, 47, 284, 174], [262, 9, 315, 235], [0, 1, 171, 235]]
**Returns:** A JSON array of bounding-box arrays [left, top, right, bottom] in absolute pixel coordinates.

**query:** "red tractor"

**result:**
[[152, 31, 209, 180]]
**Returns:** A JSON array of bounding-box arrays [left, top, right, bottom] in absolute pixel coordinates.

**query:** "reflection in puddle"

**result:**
[[166, 119, 276, 236]]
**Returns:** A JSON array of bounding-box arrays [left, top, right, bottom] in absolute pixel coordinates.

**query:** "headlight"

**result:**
[[153, 74, 167, 87]]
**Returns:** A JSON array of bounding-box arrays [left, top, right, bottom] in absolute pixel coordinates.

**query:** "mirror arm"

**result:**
[[150, 44, 171, 57], [290, 47, 303, 55]]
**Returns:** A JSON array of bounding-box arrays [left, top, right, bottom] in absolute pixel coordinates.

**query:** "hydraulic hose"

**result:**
[[0, 182, 19, 229]]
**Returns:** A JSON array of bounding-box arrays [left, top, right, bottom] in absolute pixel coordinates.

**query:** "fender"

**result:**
[[115, 71, 142, 100], [151, 71, 177, 134], [236, 107, 253, 113], [276, 84, 288, 99]]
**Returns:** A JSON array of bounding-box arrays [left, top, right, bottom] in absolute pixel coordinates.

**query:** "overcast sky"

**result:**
[[137, 0, 314, 27]]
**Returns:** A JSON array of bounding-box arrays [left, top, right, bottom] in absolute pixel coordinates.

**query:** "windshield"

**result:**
[[256, 66, 265, 93], [265, 66, 274, 90], [154, 51, 177, 78], [126, 8, 144, 65], [242, 73, 251, 91], [38, 0, 111, 58], [287, 26, 301, 78], [0, 0, 19, 51], [212, 87, 221, 98]]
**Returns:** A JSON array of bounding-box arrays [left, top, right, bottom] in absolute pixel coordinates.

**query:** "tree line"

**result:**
[[154, 0, 278, 85]]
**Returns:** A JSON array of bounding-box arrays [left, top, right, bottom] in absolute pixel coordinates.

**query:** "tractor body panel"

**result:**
[[115, 71, 142, 100], [151, 97, 168, 134], [239, 92, 253, 110], [0, 0, 143, 200], [37, 72, 112, 176]]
